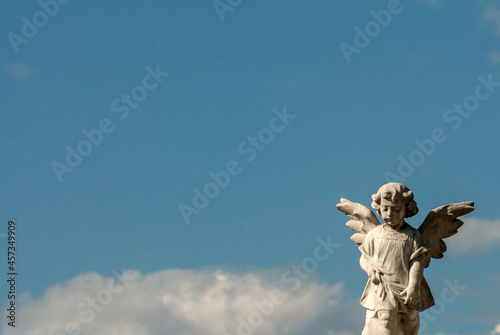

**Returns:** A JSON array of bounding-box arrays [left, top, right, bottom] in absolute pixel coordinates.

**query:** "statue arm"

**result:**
[[408, 257, 423, 290], [404, 257, 424, 306]]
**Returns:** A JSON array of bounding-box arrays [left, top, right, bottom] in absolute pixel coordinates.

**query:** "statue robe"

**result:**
[[359, 222, 435, 312]]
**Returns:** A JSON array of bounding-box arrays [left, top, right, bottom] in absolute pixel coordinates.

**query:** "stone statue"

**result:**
[[336, 182, 474, 335]]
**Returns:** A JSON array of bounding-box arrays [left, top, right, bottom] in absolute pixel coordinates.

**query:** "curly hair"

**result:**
[[371, 182, 418, 218]]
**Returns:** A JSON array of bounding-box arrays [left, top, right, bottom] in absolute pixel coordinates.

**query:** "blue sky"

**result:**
[[1, 0, 500, 334]]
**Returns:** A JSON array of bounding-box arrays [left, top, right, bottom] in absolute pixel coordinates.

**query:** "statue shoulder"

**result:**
[[402, 222, 425, 244]]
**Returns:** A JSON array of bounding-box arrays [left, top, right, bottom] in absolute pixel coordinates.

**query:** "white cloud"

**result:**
[[447, 217, 500, 254], [484, 5, 500, 36], [492, 324, 500, 334], [3, 268, 362, 335], [3, 62, 35, 79]]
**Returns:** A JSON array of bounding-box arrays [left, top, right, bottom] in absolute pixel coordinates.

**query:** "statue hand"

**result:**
[[402, 286, 418, 305]]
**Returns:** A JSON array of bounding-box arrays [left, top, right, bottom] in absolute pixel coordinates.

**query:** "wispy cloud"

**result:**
[[487, 50, 500, 64], [3, 62, 35, 79], [482, 4, 500, 64], [484, 4, 500, 36], [3, 268, 362, 335], [447, 217, 500, 254]]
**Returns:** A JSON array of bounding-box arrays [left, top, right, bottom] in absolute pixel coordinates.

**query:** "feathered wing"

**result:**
[[336, 198, 380, 246], [418, 201, 475, 268]]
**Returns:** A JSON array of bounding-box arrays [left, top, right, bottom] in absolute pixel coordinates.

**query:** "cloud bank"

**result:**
[[5, 268, 363, 335]]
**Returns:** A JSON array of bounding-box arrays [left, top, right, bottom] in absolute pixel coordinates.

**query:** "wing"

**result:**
[[336, 198, 380, 246], [418, 201, 474, 268]]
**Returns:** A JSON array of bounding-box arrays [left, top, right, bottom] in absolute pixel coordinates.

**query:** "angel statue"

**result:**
[[336, 182, 474, 335]]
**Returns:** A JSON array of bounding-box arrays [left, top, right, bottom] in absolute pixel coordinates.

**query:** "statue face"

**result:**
[[380, 196, 405, 228]]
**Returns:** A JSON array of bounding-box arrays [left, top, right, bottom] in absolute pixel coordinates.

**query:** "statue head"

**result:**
[[371, 183, 419, 225]]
